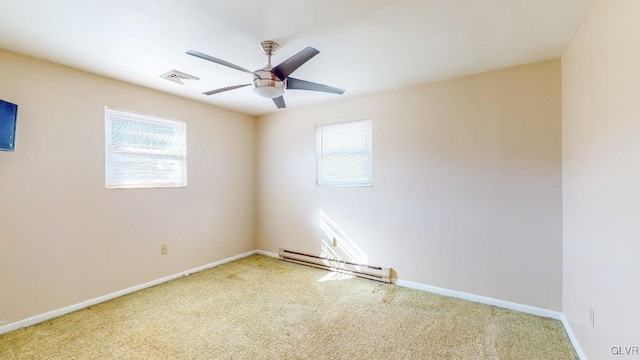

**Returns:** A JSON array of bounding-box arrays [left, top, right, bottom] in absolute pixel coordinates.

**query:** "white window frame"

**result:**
[[316, 119, 373, 187], [105, 107, 187, 189]]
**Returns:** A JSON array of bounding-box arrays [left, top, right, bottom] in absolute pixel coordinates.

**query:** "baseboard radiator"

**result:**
[[279, 248, 391, 283]]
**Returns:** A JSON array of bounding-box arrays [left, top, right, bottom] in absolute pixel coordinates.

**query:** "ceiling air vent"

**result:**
[[160, 70, 199, 85]]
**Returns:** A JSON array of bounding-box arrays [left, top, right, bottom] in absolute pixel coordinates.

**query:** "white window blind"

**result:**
[[105, 107, 187, 189], [316, 119, 372, 186]]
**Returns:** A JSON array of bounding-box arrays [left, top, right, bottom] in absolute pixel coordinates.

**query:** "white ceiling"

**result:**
[[0, 0, 593, 116]]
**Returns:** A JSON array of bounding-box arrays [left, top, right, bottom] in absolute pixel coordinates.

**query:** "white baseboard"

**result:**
[[395, 279, 562, 320], [256, 249, 279, 258], [560, 314, 587, 360], [0, 250, 258, 335]]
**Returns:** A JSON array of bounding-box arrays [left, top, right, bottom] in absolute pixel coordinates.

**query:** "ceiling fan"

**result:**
[[186, 40, 345, 109]]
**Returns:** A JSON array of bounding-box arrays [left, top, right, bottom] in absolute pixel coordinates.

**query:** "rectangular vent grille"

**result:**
[[160, 70, 200, 85], [279, 248, 391, 283]]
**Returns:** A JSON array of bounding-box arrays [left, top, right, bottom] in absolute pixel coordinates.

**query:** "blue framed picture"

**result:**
[[0, 99, 18, 151]]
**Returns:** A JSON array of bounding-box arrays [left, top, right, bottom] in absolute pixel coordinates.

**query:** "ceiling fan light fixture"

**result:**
[[252, 69, 285, 98], [253, 85, 285, 98]]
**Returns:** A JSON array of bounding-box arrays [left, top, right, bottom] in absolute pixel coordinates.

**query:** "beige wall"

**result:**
[[562, 0, 640, 358], [0, 50, 256, 323], [257, 60, 563, 310]]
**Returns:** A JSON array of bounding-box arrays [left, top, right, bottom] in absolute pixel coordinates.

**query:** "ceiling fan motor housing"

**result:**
[[252, 69, 285, 98]]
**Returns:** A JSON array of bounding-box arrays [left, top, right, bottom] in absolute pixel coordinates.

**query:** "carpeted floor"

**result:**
[[0, 254, 577, 359]]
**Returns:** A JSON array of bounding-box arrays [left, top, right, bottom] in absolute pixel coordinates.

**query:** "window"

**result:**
[[316, 119, 372, 186], [105, 107, 187, 189]]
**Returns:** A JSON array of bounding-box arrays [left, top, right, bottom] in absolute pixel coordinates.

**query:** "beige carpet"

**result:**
[[0, 255, 577, 359]]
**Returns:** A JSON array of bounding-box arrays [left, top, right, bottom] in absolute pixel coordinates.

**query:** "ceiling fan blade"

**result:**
[[272, 47, 320, 80], [273, 96, 286, 109], [187, 50, 254, 74], [203, 84, 251, 96], [287, 77, 345, 95]]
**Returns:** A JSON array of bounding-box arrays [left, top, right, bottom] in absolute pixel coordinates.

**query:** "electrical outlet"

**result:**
[[589, 308, 595, 327], [161, 244, 168, 255]]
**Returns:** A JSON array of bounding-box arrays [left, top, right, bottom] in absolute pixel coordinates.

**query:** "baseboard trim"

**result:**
[[395, 279, 562, 320], [560, 314, 587, 360], [256, 249, 279, 258], [0, 250, 258, 335]]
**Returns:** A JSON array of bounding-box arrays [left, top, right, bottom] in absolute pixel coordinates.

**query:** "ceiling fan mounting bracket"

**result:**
[[259, 40, 280, 56]]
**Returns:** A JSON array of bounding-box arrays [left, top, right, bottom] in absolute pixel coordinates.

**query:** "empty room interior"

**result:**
[[0, 0, 638, 359]]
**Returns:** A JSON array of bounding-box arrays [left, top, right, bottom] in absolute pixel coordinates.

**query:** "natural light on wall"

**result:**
[[319, 210, 368, 265], [104, 107, 187, 189], [316, 119, 372, 186]]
